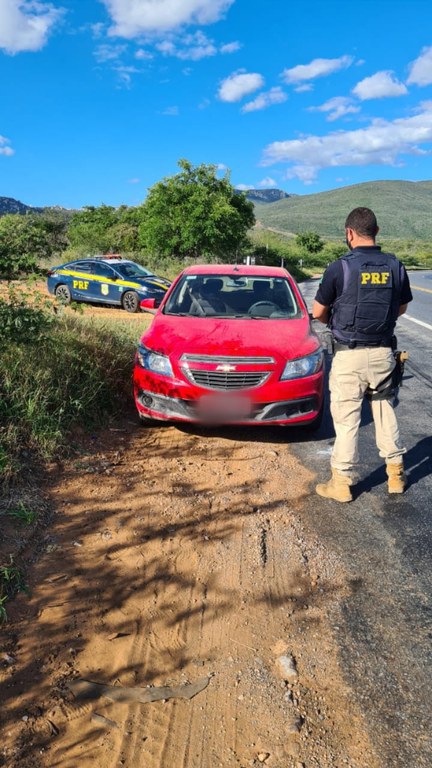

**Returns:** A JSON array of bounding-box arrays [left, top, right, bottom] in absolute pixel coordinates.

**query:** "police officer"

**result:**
[[312, 207, 413, 502]]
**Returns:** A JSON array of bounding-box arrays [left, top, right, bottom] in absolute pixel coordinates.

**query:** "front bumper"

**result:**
[[134, 386, 321, 425]]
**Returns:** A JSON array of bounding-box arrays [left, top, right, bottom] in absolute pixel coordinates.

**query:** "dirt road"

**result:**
[[1, 418, 380, 768]]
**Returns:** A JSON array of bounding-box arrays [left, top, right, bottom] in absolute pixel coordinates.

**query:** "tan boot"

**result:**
[[386, 462, 406, 494], [316, 469, 353, 503]]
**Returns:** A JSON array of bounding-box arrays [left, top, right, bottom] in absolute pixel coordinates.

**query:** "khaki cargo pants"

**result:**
[[330, 346, 405, 474]]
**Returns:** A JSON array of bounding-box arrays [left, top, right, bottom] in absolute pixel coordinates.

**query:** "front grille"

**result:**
[[181, 354, 275, 365], [187, 370, 269, 390]]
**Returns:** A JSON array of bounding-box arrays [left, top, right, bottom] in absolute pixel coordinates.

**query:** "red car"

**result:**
[[133, 265, 324, 427]]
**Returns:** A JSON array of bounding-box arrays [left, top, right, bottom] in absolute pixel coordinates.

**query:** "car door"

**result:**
[[68, 261, 95, 301], [91, 262, 122, 304]]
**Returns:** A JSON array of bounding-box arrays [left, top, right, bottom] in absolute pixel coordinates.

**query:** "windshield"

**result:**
[[114, 262, 154, 279], [164, 274, 302, 319]]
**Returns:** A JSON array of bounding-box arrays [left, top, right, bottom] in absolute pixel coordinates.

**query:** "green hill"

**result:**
[[254, 180, 432, 240]]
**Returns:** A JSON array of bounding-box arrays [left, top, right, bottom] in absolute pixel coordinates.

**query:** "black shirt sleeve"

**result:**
[[314, 260, 343, 307], [399, 264, 413, 305]]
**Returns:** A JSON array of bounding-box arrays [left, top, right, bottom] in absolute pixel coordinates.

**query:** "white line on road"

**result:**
[[400, 314, 432, 332]]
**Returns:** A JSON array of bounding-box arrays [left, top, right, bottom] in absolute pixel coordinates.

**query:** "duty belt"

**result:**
[[332, 340, 392, 352]]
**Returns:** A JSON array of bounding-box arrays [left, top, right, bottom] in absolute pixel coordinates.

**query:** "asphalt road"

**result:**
[[294, 273, 432, 768], [401, 270, 432, 329]]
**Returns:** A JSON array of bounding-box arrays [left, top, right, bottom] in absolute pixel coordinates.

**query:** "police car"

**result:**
[[47, 256, 170, 313]]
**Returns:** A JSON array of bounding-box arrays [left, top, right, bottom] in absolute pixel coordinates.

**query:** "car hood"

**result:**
[[134, 276, 169, 291], [142, 313, 320, 361]]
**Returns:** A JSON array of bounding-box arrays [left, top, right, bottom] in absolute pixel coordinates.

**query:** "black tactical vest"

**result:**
[[330, 248, 402, 346]]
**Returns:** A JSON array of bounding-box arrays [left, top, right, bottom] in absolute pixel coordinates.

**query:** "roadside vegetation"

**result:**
[[0, 295, 140, 621]]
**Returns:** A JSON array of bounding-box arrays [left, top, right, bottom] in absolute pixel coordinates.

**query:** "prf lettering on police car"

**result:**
[[360, 272, 390, 285], [73, 280, 89, 290]]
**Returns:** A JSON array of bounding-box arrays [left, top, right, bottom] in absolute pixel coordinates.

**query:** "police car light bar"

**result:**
[[92, 254, 124, 260]]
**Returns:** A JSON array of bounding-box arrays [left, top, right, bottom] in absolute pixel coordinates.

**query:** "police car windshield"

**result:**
[[164, 274, 301, 319], [114, 263, 154, 279]]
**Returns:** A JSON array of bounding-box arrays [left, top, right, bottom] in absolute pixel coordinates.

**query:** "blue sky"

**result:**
[[1, 0, 432, 208]]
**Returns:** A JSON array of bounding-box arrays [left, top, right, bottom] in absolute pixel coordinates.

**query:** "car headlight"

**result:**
[[137, 345, 174, 378], [280, 350, 323, 381]]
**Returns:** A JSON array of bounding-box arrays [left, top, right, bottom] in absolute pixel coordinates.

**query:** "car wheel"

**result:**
[[122, 290, 140, 313], [298, 403, 324, 432], [54, 284, 72, 304], [139, 413, 155, 426]]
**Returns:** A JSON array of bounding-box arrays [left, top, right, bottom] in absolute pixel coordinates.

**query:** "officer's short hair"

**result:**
[[345, 207, 378, 238]]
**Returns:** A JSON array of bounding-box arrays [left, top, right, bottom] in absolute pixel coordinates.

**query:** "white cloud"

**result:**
[[294, 84, 314, 93], [282, 55, 353, 84], [258, 177, 276, 187], [94, 43, 127, 63], [90, 22, 105, 39], [114, 64, 139, 87], [0, 135, 14, 156], [0, 0, 63, 54], [156, 31, 217, 60], [128, 177, 141, 184], [102, 0, 235, 38], [135, 48, 153, 60], [310, 96, 360, 122], [236, 183, 254, 190], [352, 70, 408, 100], [262, 102, 432, 183], [154, 31, 240, 61], [242, 87, 287, 113], [218, 70, 264, 102], [407, 46, 432, 86], [220, 41, 241, 54], [162, 105, 179, 115], [156, 39, 176, 56]]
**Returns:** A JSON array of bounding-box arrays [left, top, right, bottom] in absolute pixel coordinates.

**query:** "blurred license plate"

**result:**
[[198, 395, 251, 420]]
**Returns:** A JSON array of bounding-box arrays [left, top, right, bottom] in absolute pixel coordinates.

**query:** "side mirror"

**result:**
[[140, 298, 157, 314]]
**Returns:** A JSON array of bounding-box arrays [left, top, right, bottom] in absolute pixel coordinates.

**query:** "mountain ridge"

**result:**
[[253, 180, 432, 240], [3, 179, 432, 239]]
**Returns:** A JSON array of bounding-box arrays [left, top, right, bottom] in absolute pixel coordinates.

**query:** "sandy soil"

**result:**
[[0, 415, 381, 768]]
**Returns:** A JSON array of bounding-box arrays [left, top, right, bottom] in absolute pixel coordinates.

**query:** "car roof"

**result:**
[[181, 264, 290, 278], [69, 258, 134, 266]]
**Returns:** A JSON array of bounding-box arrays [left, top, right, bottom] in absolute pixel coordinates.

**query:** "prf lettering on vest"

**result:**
[[73, 280, 89, 290], [361, 272, 390, 285]]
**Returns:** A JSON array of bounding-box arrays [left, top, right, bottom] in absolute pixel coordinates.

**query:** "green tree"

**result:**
[[67, 205, 119, 254], [295, 231, 324, 254], [0, 214, 63, 278], [138, 159, 255, 260]]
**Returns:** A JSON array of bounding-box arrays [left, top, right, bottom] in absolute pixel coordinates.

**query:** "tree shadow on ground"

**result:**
[[0, 414, 345, 768]]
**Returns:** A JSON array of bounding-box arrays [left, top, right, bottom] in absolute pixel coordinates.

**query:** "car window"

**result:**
[[164, 275, 301, 319], [114, 263, 154, 279], [71, 261, 93, 273], [96, 263, 117, 279]]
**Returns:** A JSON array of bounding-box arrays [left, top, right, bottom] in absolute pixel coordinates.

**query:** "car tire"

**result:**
[[139, 413, 155, 426], [54, 284, 72, 304], [298, 403, 324, 432], [122, 290, 140, 313]]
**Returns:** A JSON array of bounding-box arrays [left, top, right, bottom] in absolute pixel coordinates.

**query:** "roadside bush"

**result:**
[[0, 282, 54, 346], [0, 311, 137, 483], [295, 231, 324, 254]]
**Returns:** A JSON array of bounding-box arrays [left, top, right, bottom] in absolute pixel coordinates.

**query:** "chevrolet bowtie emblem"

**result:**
[[215, 364, 237, 372]]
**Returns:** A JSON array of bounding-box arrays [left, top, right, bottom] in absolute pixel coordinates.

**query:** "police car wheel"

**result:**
[[122, 290, 140, 313], [54, 284, 72, 304]]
